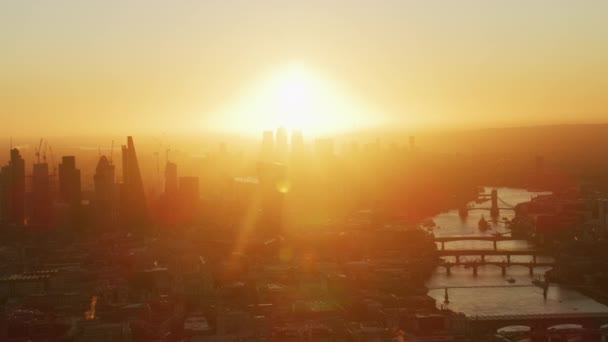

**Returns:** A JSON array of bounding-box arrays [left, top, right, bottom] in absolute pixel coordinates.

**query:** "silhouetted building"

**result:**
[[120, 137, 147, 229], [31, 163, 52, 226], [260, 130, 274, 162], [58, 156, 81, 206], [159, 161, 179, 226], [0, 148, 26, 225], [94, 155, 116, 229]]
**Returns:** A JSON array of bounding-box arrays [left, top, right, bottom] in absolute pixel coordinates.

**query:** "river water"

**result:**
[[426, 187, 608, 316]]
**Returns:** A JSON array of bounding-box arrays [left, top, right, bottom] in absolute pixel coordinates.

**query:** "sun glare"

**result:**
[[209, 63, 381, 136]]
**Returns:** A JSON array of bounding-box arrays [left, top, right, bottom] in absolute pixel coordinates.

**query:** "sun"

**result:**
[[209, 63, 381, 136]]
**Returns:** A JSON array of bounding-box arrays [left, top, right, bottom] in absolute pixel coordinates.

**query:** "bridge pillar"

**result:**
[[480, 254, 485, 262], [493, 240, 497, 250], [473, 265, 478, 276], [446, 265, 451, 275], [533, 254, 537, 263], [441, 242, 445, 251], [455, 255, 460, 263], [507, 254, 511, 264], [529, 265, 534, 276], [490, 189, 499, 217], [501, 265, 506, 276]]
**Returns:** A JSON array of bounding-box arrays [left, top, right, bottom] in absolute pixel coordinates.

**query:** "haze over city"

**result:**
[[2, 1, 608, 342]]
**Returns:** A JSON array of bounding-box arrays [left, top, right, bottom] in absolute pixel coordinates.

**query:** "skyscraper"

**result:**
[[120, 136, 147, 229], [31, 162, 52, 226], [57, 156, 82, 228], [0, 148, 25, 225], [161, 161, 179, 226], [58, 156, 81, 206], [94, 155, 116, 228]]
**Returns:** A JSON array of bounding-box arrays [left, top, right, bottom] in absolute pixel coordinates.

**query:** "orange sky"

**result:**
[[1, 1, 608, 136]]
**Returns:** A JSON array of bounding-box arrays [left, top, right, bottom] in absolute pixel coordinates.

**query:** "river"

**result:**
[[426, 187, 608, 316]]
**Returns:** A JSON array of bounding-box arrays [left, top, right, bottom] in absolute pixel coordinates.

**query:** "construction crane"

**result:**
[[42, 140, 47, 164], [153, 151, 160, 195], [110, 140, 114, 165], [35, 138, 43, 164], [48, 145, 56, 175]]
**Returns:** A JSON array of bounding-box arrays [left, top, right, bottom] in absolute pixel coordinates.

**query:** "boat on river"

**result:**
[[478, 215, 490, 231], [458, 206, 468, 218], [532, 276, 547, 288]]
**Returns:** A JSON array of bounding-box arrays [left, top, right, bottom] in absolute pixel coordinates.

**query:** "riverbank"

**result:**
[[575, 286, 608, 308]]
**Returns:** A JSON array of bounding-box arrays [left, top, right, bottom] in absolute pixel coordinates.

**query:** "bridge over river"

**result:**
[[434, 236, 529, 250], [437, 249, 555, 275]]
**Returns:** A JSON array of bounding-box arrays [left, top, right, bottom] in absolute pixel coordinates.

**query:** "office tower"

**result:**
[[275, 126, 288, 162], [0, 148, 26, 225], [164, 162, 178, 200], [179, 176, 199, 224], [120, 136, 147, 228], [94, 155, 116, 228], [257, 161, 287, 237], [58, 156, 81, 206], [260, 130, 274, 162], [31, 162, 52, 226]]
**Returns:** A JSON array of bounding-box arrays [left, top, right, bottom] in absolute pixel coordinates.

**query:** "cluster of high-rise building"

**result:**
[[157, 159, 200, 226], [0, 149, 26, 226], [260, 126, 308, 164], [0, 137, 155, 232]]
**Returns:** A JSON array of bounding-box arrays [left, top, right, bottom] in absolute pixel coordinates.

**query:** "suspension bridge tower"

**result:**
[[490, 189, 499, 217]]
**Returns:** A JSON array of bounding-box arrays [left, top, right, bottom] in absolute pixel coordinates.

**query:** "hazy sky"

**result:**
[[2, 1, 608, 136]]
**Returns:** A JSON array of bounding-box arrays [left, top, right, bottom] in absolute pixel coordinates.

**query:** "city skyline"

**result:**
[[2, 2, 608, 341]]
